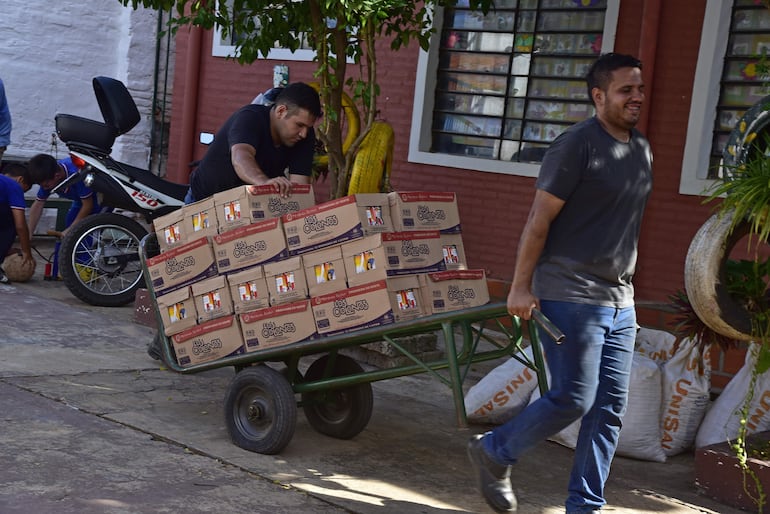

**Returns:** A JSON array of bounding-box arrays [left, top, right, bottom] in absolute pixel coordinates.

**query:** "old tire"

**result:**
[[347, 121, 394, 195], [684, 209, 754, 341], [301, 354, 373, 440], [224, 365, 297, 454]]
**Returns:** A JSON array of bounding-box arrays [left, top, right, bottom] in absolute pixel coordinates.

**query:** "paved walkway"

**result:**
[[0, 237, 744, 513]]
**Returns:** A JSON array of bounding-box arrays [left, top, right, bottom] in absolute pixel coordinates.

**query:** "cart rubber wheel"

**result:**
[[684, 209, 754, 341], [301, 354, 373, 440], [224, 365, 297, 454]]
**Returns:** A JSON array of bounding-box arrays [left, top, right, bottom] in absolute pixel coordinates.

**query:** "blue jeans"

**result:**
[[483, 300, 637, 513], [184, 188, 196, 205]]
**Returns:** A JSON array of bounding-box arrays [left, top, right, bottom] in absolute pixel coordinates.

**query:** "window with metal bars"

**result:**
[[431, 0, 607, 163], [711, 0, 770, 177]]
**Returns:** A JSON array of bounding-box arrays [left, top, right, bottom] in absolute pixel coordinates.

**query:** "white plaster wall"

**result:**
[[0, 1, 174, 169]]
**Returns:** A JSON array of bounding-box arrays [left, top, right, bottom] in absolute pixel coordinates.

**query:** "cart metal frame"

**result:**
[[140, 234, 560, 454]]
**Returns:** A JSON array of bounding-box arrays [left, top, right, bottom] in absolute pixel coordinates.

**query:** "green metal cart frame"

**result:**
[[140, 233, 562, 455]]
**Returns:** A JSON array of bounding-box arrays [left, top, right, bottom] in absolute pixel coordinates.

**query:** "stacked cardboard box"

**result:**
[[150, 186, 489, 367]]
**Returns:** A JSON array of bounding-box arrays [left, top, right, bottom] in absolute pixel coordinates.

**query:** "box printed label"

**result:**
[[311, 280, 395, 335], [147, 236, 218, 295]]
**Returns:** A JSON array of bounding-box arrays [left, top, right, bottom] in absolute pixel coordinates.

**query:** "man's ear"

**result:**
[[274, 103, 288, 119], [591, 87, 604, 107]]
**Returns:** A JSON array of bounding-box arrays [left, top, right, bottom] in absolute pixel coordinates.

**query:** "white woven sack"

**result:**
[[635, 326, 677, 364], [546, 352, 666, 462], [695, 343, 770, 448], [660, 336, 711, 456], [465, 346, 539, 424]]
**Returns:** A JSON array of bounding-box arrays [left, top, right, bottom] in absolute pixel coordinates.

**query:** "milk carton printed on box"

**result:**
[[282, 195, 364, 256], [227, 266, 270, 314], [262, 256, 308, 306], [382, 230, 446, 276], [440, 233, 468, 270], [239, 299, 317, 351], [302, 245, 348, 296], [311, 280, 395, 336], [146, 236, 218, 296], [353, 193, 394, 235], [387, 275, 428, 322], [212, 217, 288, 274], [156, 286, 197, 336], [191, 274, 234, 323], [153, 208, 186, 252], [213, 186, 252, 232], [388, 191, 461, 234], [340, 234, 388, 287], [248, 183, 316, 220], [183, 197, 217, 240]]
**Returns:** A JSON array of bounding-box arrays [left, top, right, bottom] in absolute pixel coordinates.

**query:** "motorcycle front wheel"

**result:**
[[59, 212, 148, 307]]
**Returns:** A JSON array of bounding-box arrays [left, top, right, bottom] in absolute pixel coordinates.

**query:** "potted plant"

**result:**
[[117, 0, 494, 199], [683, 96, 770, 512]]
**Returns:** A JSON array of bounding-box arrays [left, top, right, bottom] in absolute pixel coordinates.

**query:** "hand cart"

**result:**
[[140, 233, 563, 455]]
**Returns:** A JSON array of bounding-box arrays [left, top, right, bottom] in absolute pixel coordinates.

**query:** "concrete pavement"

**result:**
[[0, 237, 744, 514]]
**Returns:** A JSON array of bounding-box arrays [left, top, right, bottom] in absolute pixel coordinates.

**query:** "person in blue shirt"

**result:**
[[0, 163, 34, 283], [27, 153, 100, 237], [0, 78, 11, 162]]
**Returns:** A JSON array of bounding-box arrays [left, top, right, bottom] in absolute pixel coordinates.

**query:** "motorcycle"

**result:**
[[52, 76, 188, 307]]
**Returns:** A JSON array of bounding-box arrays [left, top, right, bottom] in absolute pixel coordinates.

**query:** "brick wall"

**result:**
[[168, 0, 748, 389]]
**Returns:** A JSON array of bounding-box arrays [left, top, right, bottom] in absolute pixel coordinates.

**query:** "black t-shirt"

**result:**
[[533, 117, 653, 308], [190, 104, 315, 200]]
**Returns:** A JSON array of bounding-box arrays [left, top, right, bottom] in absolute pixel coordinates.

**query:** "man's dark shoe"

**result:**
[[0, 267, 10, 284], [467, 434, 517, 513]]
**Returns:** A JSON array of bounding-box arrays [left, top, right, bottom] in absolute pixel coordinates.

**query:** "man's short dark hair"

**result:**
[[275, 82, 323, 119], [2, 162, 31, 186], [27, 154, 59, 184], [586, 53, 643, 103]]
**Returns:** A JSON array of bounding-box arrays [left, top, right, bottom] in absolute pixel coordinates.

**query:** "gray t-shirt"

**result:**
[[532, 117, 653, 308]]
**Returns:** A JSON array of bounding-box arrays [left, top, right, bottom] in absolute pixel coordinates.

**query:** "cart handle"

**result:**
[[531, 309, 565, 344]]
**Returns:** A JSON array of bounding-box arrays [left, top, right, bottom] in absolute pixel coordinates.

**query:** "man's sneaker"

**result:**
[[0, 267, 10, 284], [467, 434, 517, 513]]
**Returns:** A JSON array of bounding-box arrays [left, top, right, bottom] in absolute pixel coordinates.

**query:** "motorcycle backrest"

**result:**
[[92, 76, 140, 135]]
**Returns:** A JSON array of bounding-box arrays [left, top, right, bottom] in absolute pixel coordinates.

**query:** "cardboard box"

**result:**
[[311, 280, 395, 336], [146, 236, 218, 296], [239, 300, 317, 351], [227, 266, 270, 314], [340, 234, 388, 287], [381, 230, 447, 276], [156, 286, 197, 336], [247, 183, 316, 220], [153, 208, 186, 252], [183, 197, 217, 241], [282, 195, 364, 256], [262, 255, 308, 306], [440, 232, 468, 270], [213, 185, 253, 232], [171, 315, 245, 367], [212, 217, 288, 274], [302, 245, 348, 296], [354, 193, 394, 235], [191, 274, 234, 323], [386, 275, 429, 322], [420, 269, 490, 314], [388, 191, 462, 233]]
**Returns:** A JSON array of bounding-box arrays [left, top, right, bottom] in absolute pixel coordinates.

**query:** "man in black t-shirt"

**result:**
[[187, 82, 322, 202]]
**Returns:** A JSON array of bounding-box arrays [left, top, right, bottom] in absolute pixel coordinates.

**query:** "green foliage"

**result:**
[[118, 0, 492, 198], [707, 133, 770, 243]]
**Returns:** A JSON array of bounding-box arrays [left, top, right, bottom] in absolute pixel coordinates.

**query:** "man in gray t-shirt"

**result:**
[[467, 53, 653, 514]]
